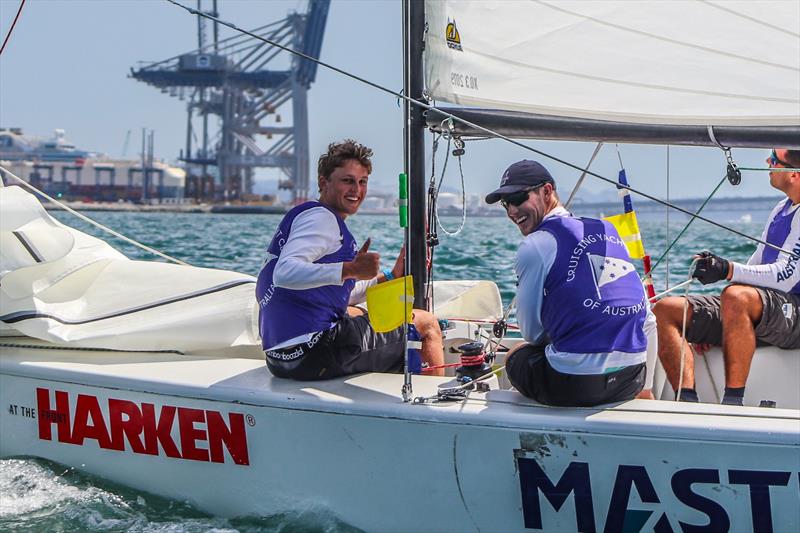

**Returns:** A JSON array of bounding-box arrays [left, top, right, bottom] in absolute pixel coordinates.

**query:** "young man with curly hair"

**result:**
[[256, 140, 443, 380]]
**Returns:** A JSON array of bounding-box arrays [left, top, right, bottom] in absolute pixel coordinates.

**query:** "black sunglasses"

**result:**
[[768, 149, 792, 168], [500, 185, 542, 209]]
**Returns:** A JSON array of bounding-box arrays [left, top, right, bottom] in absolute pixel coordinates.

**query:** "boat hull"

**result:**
[[1, 345, 798, 532]]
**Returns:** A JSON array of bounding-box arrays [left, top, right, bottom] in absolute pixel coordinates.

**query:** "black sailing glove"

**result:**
[[692, 251, 730, 285]]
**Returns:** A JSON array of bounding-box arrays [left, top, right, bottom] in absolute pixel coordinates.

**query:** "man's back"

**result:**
[[537, 215, 647, 355]]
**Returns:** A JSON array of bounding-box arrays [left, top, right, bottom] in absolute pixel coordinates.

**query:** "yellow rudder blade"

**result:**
[[366, 275, 414, 333]]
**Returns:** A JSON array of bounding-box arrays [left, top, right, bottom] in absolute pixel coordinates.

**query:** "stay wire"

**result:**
[[564, 142, 603, 210], [649, 174, 728, 275], [0, 0, 26, 56], [164, 0, 795, 258], [676, 258, 700, 402], [666, 145, 671, 289]]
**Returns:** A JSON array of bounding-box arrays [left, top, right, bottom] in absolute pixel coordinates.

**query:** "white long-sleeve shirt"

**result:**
[[730, 199, 800, 293], [267, 206, 376, 349]]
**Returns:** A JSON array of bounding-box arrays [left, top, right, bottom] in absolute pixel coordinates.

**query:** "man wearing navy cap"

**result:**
[[487, 160, 649, 406]]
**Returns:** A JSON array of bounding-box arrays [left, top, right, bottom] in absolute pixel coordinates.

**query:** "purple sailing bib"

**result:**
[[538, 216, 647, 354], [256, 202, 357, 349]]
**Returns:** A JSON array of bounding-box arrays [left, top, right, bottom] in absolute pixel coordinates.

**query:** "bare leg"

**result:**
[[653, 296, 695, 391], [412, 310, 445, 376], [719, 285, 763, 388], [347, 306, 365, 317]]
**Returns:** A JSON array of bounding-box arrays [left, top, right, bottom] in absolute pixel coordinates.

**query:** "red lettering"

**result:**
[[72, 394, 113, 449], [33, 388, 249, 465], [178, 407, 209, 462], [108, 399, 145, 453], [142, 404, 181, 458], [36, 388, 72, 443], [207, 411, 250, 466]]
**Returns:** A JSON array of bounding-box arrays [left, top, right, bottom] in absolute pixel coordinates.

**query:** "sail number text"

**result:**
[[451, 72, 479, 90]]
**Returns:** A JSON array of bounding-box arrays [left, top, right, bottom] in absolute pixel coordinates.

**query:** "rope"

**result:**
[[441, 318, 519, 328], [422, 361, 461, 372], [739, 166, 800, 172], [707, 125, 726, 151], [422, 352, 487, 372], [415, 364, 507, 403], [0, 0, 25, 55], [424, 131, 442, 308], [163, 0, 794, 259], [0, 166, 189, 266], [650, 279, 693, 300], [676, 258, 699, 402], [0, 341, 183, 355], [434, 121, 467, 236]]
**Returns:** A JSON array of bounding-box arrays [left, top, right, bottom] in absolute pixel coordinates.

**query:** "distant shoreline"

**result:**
[[42, 195, 783, 216]]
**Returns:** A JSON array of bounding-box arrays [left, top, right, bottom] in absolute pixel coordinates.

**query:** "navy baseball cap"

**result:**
[[485, 160, 555, 204]]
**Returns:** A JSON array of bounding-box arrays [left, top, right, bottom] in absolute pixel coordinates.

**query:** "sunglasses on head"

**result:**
[[768, 149, 792, 168], [500, 185, 543, 209]]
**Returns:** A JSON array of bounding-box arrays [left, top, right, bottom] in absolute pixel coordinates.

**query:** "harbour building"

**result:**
[[0, 128, 185, 202]]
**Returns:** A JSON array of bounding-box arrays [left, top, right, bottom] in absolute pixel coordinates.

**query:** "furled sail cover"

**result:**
[[0, 186, 261, 356], [424, 0, 800, 125]]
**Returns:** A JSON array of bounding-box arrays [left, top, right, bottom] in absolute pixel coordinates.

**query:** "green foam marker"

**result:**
[[398, 173, 408, 228]]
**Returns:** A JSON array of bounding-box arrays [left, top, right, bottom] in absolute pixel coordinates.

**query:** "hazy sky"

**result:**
[[0, 0, 780, 200]]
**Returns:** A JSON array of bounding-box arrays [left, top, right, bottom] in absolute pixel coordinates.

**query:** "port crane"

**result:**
[[131, 0, 330, 202]]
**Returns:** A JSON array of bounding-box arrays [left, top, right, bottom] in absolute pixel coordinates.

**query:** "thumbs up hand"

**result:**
[[342, 238, 381, 280], [389, 242, 406, 280]]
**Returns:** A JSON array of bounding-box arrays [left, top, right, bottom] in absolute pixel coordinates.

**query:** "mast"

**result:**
[[405, 0, 427, 309]]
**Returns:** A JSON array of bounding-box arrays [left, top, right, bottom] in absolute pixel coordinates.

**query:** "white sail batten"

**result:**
[[424, 0, 800, 126]]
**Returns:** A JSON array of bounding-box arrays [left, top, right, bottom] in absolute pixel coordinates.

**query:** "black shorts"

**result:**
[[686, 287, 800, 349], [505, 343, 645, 407], [265, 313, 405, 380]]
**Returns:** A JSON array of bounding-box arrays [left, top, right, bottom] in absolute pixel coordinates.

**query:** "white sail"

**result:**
[[424, 0, 800, 125], [0, 186, 261, 356]]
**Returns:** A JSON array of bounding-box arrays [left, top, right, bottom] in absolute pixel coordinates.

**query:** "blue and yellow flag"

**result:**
[[366, 275, 414, 333], [604, 211, 645, 259], [603, 170, 645, 260]]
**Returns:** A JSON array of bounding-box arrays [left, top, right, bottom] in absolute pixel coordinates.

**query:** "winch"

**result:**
[[454, 341, 493, 383]]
